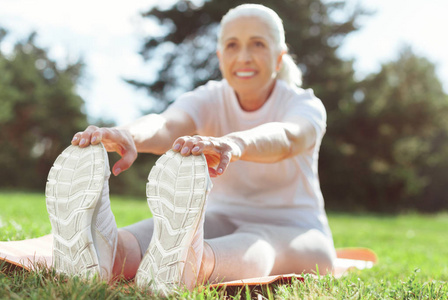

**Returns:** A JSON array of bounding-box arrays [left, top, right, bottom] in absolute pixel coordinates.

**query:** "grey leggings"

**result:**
[[123, 211, 336, 283]]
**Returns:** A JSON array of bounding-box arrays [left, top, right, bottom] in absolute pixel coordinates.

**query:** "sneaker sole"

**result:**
[[136, 150, 208, 294], [45, 144, 105, 279]]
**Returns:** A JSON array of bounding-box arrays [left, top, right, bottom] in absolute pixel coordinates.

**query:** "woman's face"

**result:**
[[217, 16, 284, 109]]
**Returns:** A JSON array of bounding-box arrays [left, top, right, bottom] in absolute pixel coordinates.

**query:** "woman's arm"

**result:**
[[173, 116, 317, 177], [225, 117, 316, 163], [121, 108, 196, 154]]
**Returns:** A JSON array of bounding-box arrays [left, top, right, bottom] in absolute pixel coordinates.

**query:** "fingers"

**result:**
[[172, 135, 234, 176], [208, 167, 218, 178], [100, 128, 138, 175], [71, 126, 138, 176], [112, 146, 138, 176], [201, 139, 231, 175], [71, 125, 102, 147], [215, 151, 231, 175], [173, 136, 204, 156]]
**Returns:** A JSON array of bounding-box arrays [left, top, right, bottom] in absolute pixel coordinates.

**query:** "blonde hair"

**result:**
[[217, 4, 302, 87]]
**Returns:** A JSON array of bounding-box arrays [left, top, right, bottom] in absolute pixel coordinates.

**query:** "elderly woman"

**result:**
[[46, 3, 335, 294]]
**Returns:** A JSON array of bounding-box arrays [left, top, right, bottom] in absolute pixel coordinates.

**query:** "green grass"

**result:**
[[0, 191, 150, 240], [1, 191, 447, 299]]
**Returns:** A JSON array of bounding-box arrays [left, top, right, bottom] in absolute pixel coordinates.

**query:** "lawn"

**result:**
[[0, 191, 447, 299]]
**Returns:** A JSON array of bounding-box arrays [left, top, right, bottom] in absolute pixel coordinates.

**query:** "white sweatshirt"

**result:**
[[169, 79, 332, 238]]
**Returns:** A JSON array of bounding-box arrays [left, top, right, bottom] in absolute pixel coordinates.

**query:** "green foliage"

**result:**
[[0, 30, 88, 190], [0, 26, 156, 197], [321, 48, 448, 212]]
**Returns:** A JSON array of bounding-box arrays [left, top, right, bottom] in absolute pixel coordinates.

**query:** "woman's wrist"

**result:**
[[223, 134, 245, 162]]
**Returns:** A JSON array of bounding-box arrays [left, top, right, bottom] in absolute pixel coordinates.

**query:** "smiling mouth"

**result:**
[[235, 71, 255, 78]]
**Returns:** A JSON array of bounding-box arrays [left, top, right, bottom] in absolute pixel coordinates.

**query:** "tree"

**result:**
[[320, 48, 448, 212], [0, 29, 88, 190]]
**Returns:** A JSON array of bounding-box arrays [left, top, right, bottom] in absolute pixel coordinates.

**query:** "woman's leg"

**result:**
[[112, 229, 142, 280], [112, 204, 334, 283], [205, 223, 336, 283], [113, 211, 238, 280], [113, 218, 154, 279], [271, 227, 336, 275]]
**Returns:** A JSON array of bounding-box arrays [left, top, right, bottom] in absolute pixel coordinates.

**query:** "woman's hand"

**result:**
[[172, 135, 242, 177], [71, 125, 138, 176]]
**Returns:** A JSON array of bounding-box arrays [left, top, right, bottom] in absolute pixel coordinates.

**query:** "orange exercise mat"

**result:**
[[0, 235, 377, 285]]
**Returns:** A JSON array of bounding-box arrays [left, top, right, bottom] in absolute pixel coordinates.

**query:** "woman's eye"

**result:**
[[226, 42, 237, 49], [255, 41, 265, 48]]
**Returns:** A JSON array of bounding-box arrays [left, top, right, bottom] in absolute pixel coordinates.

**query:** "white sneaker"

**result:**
[[45, 143, 117, 281], [135, 150, 211, 295]]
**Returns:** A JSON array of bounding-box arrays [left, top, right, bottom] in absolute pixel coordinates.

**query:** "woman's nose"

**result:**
[[237, 47, 252, 63]]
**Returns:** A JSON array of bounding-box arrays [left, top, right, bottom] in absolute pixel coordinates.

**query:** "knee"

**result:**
[[285, 247, 335, 276], [206, 228, 277, 282], [235, 226, 277, 277], [288, 230, 336, 275], [241, 238, 276, 277], [312, 249, 335, 275]]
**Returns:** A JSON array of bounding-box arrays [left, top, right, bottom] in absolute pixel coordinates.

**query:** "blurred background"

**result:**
[[1, 0, 447, 213]]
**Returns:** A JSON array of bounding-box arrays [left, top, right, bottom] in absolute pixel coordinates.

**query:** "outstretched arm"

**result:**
[[121, 108, 196, 154], [173, 116, 316, 177]]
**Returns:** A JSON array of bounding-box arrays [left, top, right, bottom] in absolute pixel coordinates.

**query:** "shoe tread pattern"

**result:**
[[136, 150, 207, 294], [45, 144, 104, 278]]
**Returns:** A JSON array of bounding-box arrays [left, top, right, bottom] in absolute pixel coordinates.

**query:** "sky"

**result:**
[[0, 0, 447, 126]]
